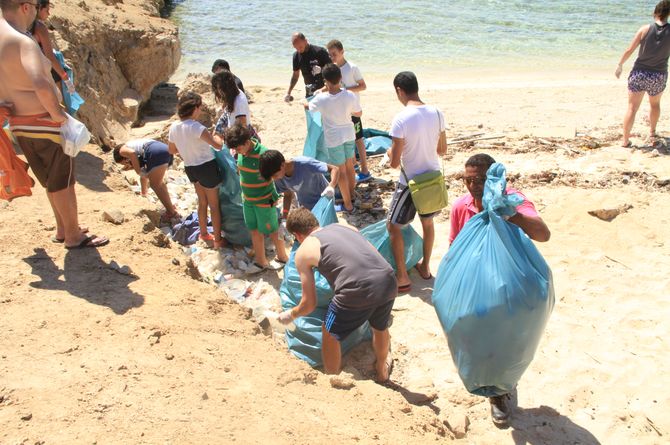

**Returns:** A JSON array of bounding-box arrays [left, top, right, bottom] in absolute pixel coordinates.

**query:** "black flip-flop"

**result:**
[[414, 264, 433, 280], [398, 283, 411, 294], [65, 235, 109, 250]]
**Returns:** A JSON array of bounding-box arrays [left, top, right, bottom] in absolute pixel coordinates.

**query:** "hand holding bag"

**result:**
[[60, 113, 90, 157]]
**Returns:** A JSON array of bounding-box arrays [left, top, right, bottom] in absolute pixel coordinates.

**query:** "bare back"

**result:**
[[0, 17, 61, 115]]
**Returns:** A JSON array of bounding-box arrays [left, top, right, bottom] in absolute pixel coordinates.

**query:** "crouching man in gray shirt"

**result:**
[[278, 208, 397, 382]]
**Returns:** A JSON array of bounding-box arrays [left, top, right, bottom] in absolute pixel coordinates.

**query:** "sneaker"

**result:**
[[489, 393, 512, 427], [356, 171, 372, 183]]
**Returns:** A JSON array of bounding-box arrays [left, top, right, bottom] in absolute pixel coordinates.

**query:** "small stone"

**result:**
[[151, 232, 170, 248], [185, 258, 203, 281], [102, 209, 125, 225], [201, 392, 209, 400], [443, 414, 470, 439], [622, 175, 630, 185], [172, 258, 180, 266], [329, 375, 355, 390], [142, 221, 156, 233], [165, 353, 174, 360], [20, 412, 32, 421], [400, 404, 412, 414], [109, 260, 134, 276]]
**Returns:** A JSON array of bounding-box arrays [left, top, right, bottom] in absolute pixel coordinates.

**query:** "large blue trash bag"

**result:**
[[280, 196, 371, 367], [53, 51, 85, 116], [432, 163, 554, 397], [360, 220, 423, 271], [361, 128, 392, 157], [303, 108, 329, 162], [213, 148, 252, 247]]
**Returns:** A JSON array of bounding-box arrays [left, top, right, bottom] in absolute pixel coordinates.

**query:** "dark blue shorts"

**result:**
[[142, 141, 173, 173], [324, 299, 395, 341]]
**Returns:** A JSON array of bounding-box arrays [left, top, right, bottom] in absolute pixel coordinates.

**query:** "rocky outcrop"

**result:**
[[46, 0, 180, 146]]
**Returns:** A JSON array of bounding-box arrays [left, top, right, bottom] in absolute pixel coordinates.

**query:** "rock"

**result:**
[[102, 209, 125, 225], [109, 260, 134, 276], [201, 392, 208, 400], [165, 353, 174, 360], [171, 258, 180, 266], [146, 83, 179, 116], [151, 232, 170, 248], [443, 414, 470, 439], [588, 204, 633, 222], [138, 209, 162, 227], [185, 258, 203, 281], [20, 412, 32, 421], [119, 88, 142, 118], [329, 375, 355, 390], [258, 317, 272, 336], [142, 221, 156, 233], [622, 175, 630, 185]]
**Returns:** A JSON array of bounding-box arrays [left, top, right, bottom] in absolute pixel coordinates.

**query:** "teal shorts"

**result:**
[[327, 140, 356, 166], [243, 202, 279, 235]]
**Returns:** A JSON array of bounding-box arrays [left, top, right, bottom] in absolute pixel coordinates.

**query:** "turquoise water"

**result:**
[[170, 0, 656, 81]]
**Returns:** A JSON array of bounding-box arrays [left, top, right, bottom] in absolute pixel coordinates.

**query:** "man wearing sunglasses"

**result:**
[[449, 153, 550, 245], [1, 0, 108, 249]]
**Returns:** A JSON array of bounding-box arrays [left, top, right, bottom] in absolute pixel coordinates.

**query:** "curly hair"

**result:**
[[211, 70, 240, 113], [176, 91, 202, 119]]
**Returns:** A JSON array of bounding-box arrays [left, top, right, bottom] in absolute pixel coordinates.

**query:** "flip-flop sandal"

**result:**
[[65, 235, 109, 250], [414, 264, 433, 280], [52, 226, 89, 243], [398, 283, 411, 294]]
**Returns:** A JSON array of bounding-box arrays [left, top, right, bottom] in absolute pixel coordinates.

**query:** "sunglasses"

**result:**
[[463, 176, 486, 186]]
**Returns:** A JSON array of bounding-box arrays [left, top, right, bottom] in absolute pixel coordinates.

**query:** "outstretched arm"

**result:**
[[616, 25, 648, 78]]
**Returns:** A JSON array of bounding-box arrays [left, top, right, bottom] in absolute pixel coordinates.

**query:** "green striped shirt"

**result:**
[[237, 141, 279, 206]]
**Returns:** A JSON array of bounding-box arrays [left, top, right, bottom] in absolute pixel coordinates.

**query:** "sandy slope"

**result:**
[[1, 77, 669, 444]]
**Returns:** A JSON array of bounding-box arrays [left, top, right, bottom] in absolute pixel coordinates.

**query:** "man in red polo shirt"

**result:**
[[448, 153, 550, 426]]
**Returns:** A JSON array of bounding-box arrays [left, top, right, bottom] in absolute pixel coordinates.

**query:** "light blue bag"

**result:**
[[280, 197, 371, 367], [53, 51, 84, 115], [303, 108, 329, 163], [360, 220, 423, 271], [213, 148, 252, 247], [432, 163, 554, 397]]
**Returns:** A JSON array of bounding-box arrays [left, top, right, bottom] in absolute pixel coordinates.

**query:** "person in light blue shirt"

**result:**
[[259, 150, 340, 215]]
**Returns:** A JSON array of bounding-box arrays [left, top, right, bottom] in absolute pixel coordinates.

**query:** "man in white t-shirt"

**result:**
[[326, 39, 372, 183], [386, 71, 447, 293], [304, 63, 361, 212]]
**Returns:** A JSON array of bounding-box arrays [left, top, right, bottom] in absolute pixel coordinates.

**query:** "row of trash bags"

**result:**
[[279, 196, 424, 367]]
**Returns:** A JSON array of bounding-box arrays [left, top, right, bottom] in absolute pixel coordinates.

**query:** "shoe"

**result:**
[[489, 393, 512, 427], [356, 171, 372, 183]]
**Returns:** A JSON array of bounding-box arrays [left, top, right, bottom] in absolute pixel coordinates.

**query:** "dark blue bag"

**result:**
[[432, 163, 554, 397], [279, 197, 371, 367]]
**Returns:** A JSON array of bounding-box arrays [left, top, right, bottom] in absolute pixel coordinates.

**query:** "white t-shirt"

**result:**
[[225, 92, 251, 129], [308, 90, 361, 148], [125, 139, 152, 157], [168, 119, 214, 167], [339, 61, 363, 97], [389, 105, 445, 185]]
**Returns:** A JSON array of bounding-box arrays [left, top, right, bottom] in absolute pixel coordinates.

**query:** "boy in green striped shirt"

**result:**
[[226, 124, 289, 269]]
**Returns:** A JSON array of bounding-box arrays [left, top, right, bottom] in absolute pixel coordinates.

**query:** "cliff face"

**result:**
[[46, 0, 180, 145]]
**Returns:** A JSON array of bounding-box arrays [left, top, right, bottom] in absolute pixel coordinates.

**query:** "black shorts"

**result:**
[[351, 115, 363, 141], [184, 158, 221, 188], [324, 299, 395, 341], [387, 182, 439, 225]]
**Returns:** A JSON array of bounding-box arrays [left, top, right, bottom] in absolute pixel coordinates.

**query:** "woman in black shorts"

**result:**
[[168, 92, 226, 249], [616, 0, 670, 147]]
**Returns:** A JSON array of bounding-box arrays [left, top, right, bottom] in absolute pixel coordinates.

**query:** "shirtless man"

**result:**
[[0, 0, 107, 248]]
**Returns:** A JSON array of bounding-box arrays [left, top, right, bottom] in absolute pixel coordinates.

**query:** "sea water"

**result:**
[[168, 0, 657, 82]]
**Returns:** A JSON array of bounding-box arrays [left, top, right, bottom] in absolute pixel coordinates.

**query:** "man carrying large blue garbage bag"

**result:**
[[433, 153, 552, 428], [276, 208, 397, 382]]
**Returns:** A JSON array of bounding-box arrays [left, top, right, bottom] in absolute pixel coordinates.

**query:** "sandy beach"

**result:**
[[1, 68, 669, 445]]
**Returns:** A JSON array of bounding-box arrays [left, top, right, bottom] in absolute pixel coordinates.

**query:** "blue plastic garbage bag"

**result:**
[[280, 196, 371, 367], [360, 220, 423, 271], [432, 163, 554, 397], [360, 128, 392, 157], [213, 148, 252, 247], [303, 108, 329, 162], [53, 51, 84, 115]]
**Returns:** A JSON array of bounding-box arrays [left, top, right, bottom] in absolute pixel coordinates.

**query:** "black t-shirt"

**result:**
[[234, 75, 245, 93], [292, 44, 331, 89]]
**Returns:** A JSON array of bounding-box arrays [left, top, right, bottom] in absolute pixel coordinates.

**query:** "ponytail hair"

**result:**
[[655, 0, 670, 22]]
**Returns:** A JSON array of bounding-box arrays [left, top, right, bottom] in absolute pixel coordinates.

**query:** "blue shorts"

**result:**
[[326, 140, 356, 166], [324, 299, 395, 341], [628, 69, 668, 97], [142, 141, 174, 173]]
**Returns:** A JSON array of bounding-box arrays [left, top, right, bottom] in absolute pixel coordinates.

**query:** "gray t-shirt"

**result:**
[[312, 224, 397, 310], [274, 157, 328, 210], [633, 22, 670, 73]]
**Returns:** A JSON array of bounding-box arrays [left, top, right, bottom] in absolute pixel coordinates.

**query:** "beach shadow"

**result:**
[[407, 272, 435, 305], [510, 405, 601, 445], [383, 380, 441, 414], [23, 248, 144, 315], [75, 151, 112, 192]]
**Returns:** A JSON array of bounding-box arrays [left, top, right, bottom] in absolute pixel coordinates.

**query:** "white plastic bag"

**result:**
[[60, 114, 90, 157]]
